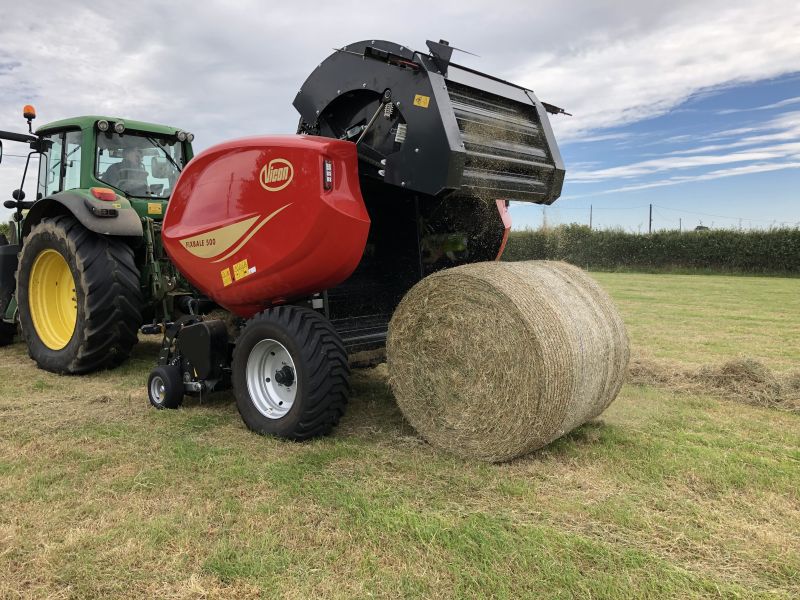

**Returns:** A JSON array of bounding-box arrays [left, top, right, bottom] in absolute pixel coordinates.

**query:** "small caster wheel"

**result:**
[[148, 365, 184, 409]]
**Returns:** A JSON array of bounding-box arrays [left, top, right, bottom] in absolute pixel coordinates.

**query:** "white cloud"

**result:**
[[564, 132, 632, 144], [565, 108, 800, 192], [514, 1, 800, 141], [663, 111, 800, 156], [1, 0, 799, 213], [570, 138, 800, 182], [597, 161, 800, 194], [717, 95, 800, 114]]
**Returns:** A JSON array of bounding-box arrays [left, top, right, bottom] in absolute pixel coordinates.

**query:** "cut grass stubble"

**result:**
[[0, 271, 798, 598]]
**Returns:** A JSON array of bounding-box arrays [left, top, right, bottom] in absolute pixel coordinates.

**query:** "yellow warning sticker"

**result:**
[[413, 94, 430, 108], [221, 268, 232, 287], [148, 202, 162, 215], [233, 259, 251, 281]]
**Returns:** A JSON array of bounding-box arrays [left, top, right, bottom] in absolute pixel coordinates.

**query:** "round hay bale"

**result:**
[[386, 260, 629, 462]]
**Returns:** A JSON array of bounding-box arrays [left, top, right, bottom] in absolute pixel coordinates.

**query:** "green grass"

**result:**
[[592, 272, 800, 371], [0, 272, 798, 598]]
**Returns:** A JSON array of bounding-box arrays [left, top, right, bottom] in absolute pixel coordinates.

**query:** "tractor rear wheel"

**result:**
[[0, 322, 15, 346], [0, 234, 16, 346], [17, 215, 143, 374], [232, 306, 350, 440]]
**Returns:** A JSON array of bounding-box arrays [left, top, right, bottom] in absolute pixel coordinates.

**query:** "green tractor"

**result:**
[[0, 106, 195, 373]]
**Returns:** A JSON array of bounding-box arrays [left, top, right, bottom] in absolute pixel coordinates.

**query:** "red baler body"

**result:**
[[162, 135, 370, 317]]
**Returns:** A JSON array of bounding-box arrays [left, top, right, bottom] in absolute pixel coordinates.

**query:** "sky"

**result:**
[[0, 0, 798, 231]]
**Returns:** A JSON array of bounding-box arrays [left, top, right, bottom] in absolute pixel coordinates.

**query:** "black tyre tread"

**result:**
[[0, 233, 15, 346], [148, 364, 184, 409], [0, 322, 15, 346], [234, 305, 350, 439], [17, 215, 143, 374]]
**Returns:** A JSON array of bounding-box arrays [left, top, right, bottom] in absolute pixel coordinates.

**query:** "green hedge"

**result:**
[[503, 225, 800, 274]]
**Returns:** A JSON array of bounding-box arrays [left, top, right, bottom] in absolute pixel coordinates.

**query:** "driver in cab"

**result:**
[[101, 146, 149, 195]]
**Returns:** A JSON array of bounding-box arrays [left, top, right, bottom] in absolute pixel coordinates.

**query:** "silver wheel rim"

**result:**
[[246, 338, 297, 419], [150, 375, 166, 404]]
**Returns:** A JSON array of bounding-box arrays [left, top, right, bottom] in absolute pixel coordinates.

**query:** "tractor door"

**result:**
[[37, 129, 82, 200]]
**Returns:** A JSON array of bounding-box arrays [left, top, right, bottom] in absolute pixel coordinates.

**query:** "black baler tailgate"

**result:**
[[445, 79, 562, 203]]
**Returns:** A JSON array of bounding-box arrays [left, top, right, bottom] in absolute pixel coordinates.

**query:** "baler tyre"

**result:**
[[148, 365, 184, 409], [232, 305, 350, 440], [16, 215, 143, 374]]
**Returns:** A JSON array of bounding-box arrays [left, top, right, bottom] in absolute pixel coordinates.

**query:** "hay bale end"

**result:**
[[387, 261, 629, 462]]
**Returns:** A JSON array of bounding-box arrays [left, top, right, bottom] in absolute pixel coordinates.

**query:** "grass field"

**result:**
[[0, 272, 798, 598], [592, 272, 800, 372]]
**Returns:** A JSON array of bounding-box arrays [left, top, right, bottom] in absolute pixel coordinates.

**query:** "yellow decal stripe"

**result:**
[[179, 216, 259, 259], [211, 203, 292, 264]]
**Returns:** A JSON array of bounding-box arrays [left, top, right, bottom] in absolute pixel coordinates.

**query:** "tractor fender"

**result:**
[[22, 191, 143, 240]]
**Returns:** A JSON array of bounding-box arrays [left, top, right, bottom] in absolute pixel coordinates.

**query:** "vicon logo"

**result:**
[[259, 158, 294, 192]]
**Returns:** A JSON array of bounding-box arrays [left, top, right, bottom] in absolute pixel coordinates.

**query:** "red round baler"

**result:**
[[162, 135, 370, 317], [148, 38, 566, 443]]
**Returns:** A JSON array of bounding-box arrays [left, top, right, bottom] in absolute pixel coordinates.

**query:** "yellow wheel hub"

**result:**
[[28, 249, 77, 350]]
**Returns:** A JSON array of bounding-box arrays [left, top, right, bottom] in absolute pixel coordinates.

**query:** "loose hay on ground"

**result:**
[[387, 261, 630, 462], [629, 356, 800, 411]]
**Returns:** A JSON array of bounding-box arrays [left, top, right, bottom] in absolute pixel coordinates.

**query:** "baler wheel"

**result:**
[[17, 215, 143, 374], [232, 306, 350, 440], [148, 364, 184, 409]]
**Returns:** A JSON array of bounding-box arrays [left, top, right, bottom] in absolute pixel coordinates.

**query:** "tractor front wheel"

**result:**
[[232, 306, 350, 440], [17, 215, 143, 374]]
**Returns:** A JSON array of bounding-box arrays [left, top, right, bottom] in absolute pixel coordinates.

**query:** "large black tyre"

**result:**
[[0, 322, 15, 346], [0, 233, 15, 346], [17, 215, 143, 374], [232, 305, 350, 440]]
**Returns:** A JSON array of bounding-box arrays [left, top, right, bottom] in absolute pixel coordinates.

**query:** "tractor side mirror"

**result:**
[[12, 189, 25, 201]]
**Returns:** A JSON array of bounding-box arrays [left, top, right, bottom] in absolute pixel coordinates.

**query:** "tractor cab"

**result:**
[[30, 114, 195, 222]]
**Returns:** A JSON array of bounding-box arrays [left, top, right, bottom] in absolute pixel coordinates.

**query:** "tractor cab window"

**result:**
[[36, 130, 82, 198], [63, 131, 82, 191], [96, 131, 183, 198], [37, 133, 63, 198]]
